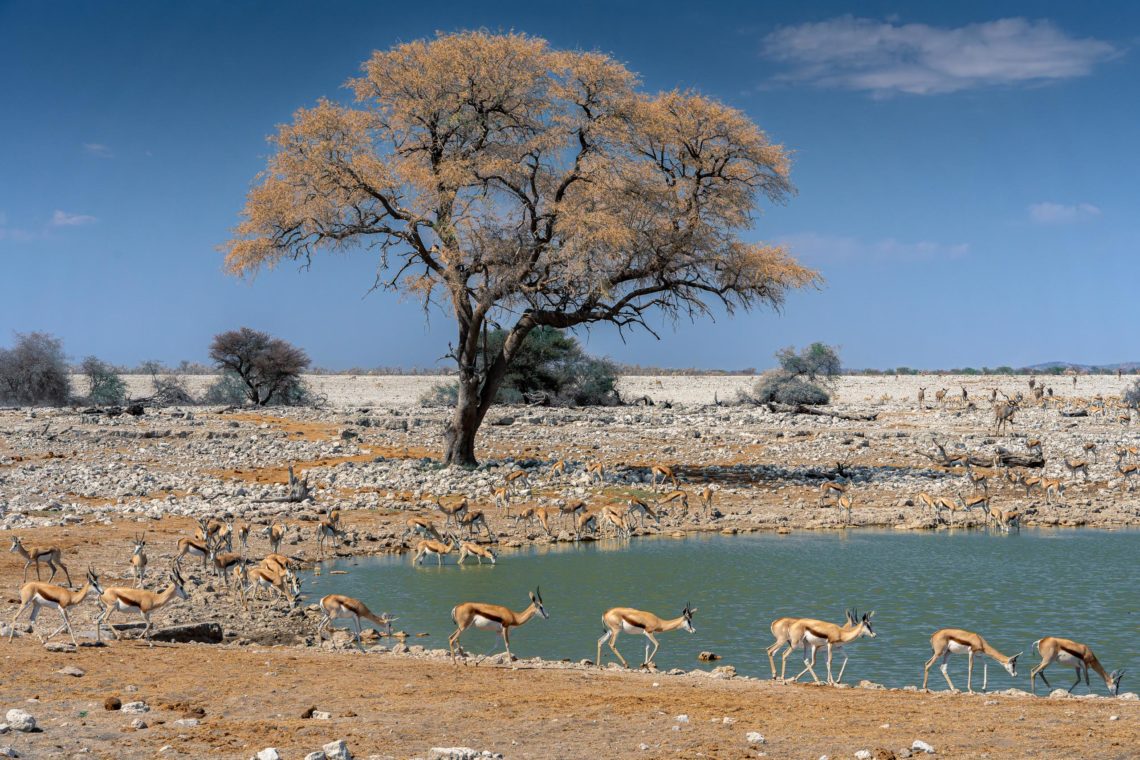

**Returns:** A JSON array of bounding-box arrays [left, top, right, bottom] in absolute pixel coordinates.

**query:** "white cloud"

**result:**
[[780, 232, 969, 262], [1028, 202, 1101, 224], [83, 142, 113, 158], [762, 16, 1116, 96], [51, 210, 98, 227]]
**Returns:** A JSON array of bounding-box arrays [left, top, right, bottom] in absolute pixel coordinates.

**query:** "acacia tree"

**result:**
[[223, 31, 817, 466], [208, 327, 310, 406]]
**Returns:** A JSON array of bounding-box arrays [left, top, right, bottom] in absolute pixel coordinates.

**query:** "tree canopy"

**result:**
[[223, 31, 817, 464]]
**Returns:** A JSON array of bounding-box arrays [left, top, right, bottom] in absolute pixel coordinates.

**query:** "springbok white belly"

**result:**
[[1055, 650, 1082, 666], [803, 632, 831, 648], [113, 599, 140, 612], [472, 615, 503, 632], [621, 620, 646, 635], [31, 594, 61, 610], [947, 641, 973, 655]]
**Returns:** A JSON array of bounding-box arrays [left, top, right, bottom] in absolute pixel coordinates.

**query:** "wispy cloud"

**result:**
[[1028, 202, 1102, 224], [51, 210, 98, 227], [781, 232, 969, 263], [83, 142, 113, 158], [762, 16, 1116, 96]]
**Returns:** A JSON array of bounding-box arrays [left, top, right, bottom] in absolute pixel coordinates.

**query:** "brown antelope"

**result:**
[[504, 469, 530, 493], [9, 536, 71, 586], [457, 540, 497, 565], [917, 387, 926, 409], [448, 587, 548, 662], [935, 388, 948, 407], [599, 504, 630, 539], [1029, 636, 1124, 696], [1025, 439, 1043, 455], [176, 528, 213, 571], [558, 499, 588, 524], [232, 521, 250, 553], [1009, 470, 1043, 497], [699, 485, 715, 515], [922, 628, 1021, 694], [818, 481, 846, 507], [316, 517, 346, 556], [458, 509, 493, 540], [1117, 462, 1139, 491], [575, 510, 598, 539], [626, 498, 660, 527], [547, 459, 566, 482], [262, 522, 286, 553], [1082, 442, 1097, 462], [767, 611, 856, 680], [586, 462, 605, 484], [596, 603, 696, 668], [960, 385, 969, 404], [1041, 477, 1065, 503], [403, 515, 442, 543], [316, 594, 397, 651], [785, 610, 877, 685], [435, 496, 469, 528], [964, 462, 990, 494], [413, 534, 457, 566], [982, 502, 1020, 533], [649, 463, 678, 491], [932, 439, 969, 467], [1063, 457, 1090, 481], [655, 489, 690, 516], [836, 494, 855, 524], [916, 491, 939, 513], [513, 506, 554, 536], [96, 563, 189, 645], [210, 549, 244, 584], [8, 568, 102, 647], [492, 486, 512, 516], [129, 534, 148, 587], [195, 518, 225, 546], [953, 494, 989, 525], [993, 398, 1018, 434], [246, 563, 298, 604]]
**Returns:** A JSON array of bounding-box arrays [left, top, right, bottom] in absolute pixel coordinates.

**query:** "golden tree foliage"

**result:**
[[223, 31, 818, 464]]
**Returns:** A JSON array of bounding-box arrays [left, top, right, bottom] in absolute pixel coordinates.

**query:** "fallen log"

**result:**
[[766, 402, 878, 421], [1059, 409, 1089, 418], [915, 449, 1045, 469]]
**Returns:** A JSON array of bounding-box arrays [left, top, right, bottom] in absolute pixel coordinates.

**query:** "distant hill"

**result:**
[[1023, 361, 1140, 373]]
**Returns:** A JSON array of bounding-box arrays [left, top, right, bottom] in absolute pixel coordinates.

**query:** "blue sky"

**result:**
[[2, 1, 1137, 370]]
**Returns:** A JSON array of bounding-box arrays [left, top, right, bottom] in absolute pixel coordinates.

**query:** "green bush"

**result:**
[[751, 371, 830, 405], [417, 327, 619, 407], [81, 356, 126, 406]]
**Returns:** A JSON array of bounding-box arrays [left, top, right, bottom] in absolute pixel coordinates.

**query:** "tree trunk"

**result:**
[[443, 317, 535, 467]]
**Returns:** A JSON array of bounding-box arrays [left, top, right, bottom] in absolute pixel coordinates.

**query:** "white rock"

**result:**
[[746, 731, 766, 744], [0, 748, 18, 758], [305, 753, 328, 760], [1109, 715, 1119, 721], [256, 750, 281, 760], [120, 701, 149, 714], [311, 710, 332, 720], [911, 739, 936, 754], [130, 718, 147, 729], [854, 751, 872, 760], [323, 739, 352, 760], [674, 714, 689, 723], [1048, 689, 1070, 699], [638, 744, 650, 751], [173, 718, 199, 727], [3, 711, 34, 733], [722, 716, 736, 725]]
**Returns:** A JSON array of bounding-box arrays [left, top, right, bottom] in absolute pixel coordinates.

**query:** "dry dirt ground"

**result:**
[[1, 375, 1138, 758]]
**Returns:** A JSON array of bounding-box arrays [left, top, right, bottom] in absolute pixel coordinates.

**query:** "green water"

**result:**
[[302, 529, 1139, 691]]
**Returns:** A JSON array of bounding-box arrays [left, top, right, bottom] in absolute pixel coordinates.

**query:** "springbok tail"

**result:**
[[1032, 638, 1042, 654]]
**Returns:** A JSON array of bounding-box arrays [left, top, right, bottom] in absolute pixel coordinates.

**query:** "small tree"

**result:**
[[223, 31, 817, 465], [81, 356, 127, 406], [0, 332, 71, 406], [750, 342, 840, 406], [1124, 378, 1140, 409], [208, 327, 311, 406]]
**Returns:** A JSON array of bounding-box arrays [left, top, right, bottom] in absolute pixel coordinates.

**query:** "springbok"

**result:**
[[596, 603, 696, 668], [448, 587, 548, 663]]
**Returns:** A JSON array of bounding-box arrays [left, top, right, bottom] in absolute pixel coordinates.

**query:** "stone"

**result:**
[[103, 697, 121, 711], [711, 665, 736, 679], [305, 753, 328, 760], [674, 714, 689, 723], [323, 739, 353, 760], [43, 642, 75, 653], [55, 666, 85, 677], [0, 746, 17, 758], [638, 744, 650, 751], [746, 732, 765, 744], [120, 701, 149, 714], [697, 651, 721, 661], [1048, 689, 1070, 699], [173, 718, 199, 727], [427, 749, 502, 760], [910, 739, 935, 754], [871, 750, 896, 760], [855, 751, 872, 760], [130, 719, 147, 730], [312, 710, 332, 720], [3, 711, 34, 733], [256, 750, 281, 760]]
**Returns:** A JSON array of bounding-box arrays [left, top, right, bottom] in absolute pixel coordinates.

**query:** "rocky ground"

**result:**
[[1, 374, 1137, 758]]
